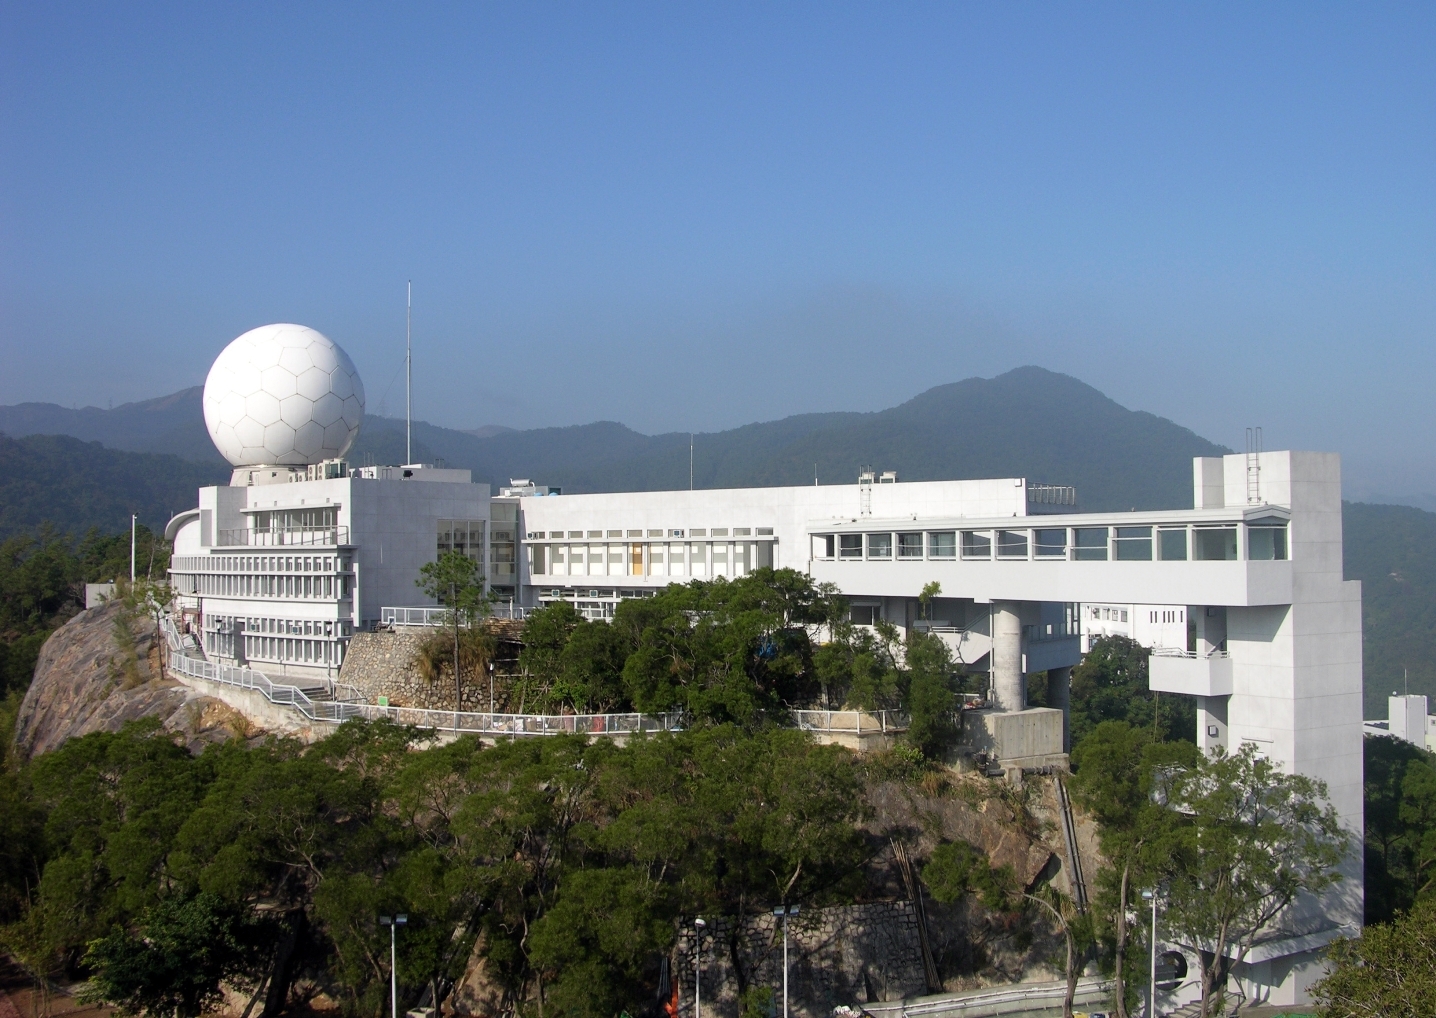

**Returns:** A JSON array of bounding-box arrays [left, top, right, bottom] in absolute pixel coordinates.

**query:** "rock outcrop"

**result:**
[[14, 599, 258, 759]]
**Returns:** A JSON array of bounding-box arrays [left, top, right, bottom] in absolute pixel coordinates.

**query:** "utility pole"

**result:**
[[689, 433, 694, 490], [130, 514, 137, 583]]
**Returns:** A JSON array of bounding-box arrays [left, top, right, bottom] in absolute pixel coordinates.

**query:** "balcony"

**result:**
[[1149, 648, 1233, 697], [217, 526, 350, 548]]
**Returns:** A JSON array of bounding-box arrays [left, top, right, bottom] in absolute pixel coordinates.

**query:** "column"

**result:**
[[1048, 666, 1072, 752], [991, 601, 1024, 713]]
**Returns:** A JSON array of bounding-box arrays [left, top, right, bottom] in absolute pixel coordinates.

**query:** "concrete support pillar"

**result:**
[[992, 601, 1024, 713], [1048, 666, 1072, 752]]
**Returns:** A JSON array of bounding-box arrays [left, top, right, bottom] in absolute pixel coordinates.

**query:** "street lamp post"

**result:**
[[772, 904, 800, 1018], [694, 917, 706, 1018], [380, 914, 407, 1018], [1141, 889, 1158, 1018]]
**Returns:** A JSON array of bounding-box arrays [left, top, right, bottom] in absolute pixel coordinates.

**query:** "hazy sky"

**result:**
[[2, 3, 1433, 498]]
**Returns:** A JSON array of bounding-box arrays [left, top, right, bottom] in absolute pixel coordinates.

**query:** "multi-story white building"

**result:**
[[171, 324, 1362, 1006]]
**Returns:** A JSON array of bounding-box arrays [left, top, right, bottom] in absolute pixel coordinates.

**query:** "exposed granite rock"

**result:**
[[14, 599, 260, 759]]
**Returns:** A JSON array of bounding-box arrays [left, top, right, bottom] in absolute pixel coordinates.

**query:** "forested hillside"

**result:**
[[0, 433, 226, 541], [1343, 502, 1436, 716]]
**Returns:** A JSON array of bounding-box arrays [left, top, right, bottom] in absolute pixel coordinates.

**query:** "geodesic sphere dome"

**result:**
[[203, 324, 365, 467]]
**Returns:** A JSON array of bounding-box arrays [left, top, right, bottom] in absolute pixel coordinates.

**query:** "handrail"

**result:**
[[382, 605, 533, 626], [1150, 646, 1229, 659], [216, 526, 350, 548], [791, 709, 910, 734]]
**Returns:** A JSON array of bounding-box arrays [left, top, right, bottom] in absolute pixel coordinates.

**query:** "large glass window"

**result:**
[[897, 533, 924, 559], [1247, 518, 1288, 560], [839, 534, 863, 559], [997, 530, 1028, 559], [1194, 527, 1239, 561], [962, 531, 992, 559], [1159, 528, 1188, 561], [928, 532, 956, 559], [1074, 528, 1109, 561], [1035, 529, 1067, 558], [850, 604, 878, 626], [866, 533, 893, 559], [1113, 526, 1153, 561]]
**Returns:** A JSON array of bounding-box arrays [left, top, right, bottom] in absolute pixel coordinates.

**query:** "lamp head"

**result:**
[[380, 916, 392, 925], [1141, 890, 1155, 901], [395, 914, 408, 925], [694, 917, 706, 929], [773, 906, 784, 916]]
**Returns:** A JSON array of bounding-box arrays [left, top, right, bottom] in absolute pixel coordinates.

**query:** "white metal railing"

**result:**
[[217, 526, 350, 547], [1150, 646, 1229, 659], [864, 975, 1111, 1018], [382, 605, 533, 627], [792, 709, 910, 734]]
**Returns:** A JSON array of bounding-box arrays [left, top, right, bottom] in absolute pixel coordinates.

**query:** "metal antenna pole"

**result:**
[[391, 920, 398, 1018], [1148, 891, 1158, 1018], [406, 281, 412, 465], [689, 434, 693, 490], [130, 514, 137, 583]]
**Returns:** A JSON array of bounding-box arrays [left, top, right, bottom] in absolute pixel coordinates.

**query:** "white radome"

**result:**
[[203, 324, 365, 467]]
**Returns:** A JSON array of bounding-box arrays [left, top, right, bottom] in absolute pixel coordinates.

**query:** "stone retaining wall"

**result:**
[[339, 624, 522, 712], [673, 901, 929, 1018]]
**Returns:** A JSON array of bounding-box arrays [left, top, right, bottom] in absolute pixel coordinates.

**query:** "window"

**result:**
[[1194, 527, 1238, 561], [1035, 529, 1067, 558], [756, 527, 774, 536], [648, 529, 664, 537], [850, 605, 878, 626], [1074, 528, 1109, 561], [819, 535, 835, 558], [1159, 528, 1188, 561], [962, 531, 992, 559], [570, 531, 584, 538], [1247, 518, 1289, 560], [839, 534, 863, 559], [734, 528, 751, 536], [997, 530, 1028, 559], [607, 530, 622, 538], [588, 531, 603, 538], [711, 528, 729, 536], [1113, 526, 1152, 561], [928, 532, 956, 559], [897, 533, 923, 559], [866, 533, 893, 559], [691, 529, 707, 537]]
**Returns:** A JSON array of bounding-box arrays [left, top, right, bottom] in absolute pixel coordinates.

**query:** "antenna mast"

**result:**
[[405, 281, 412, 464]]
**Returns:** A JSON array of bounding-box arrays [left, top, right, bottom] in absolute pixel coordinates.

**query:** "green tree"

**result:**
[[1069, 635, 1195, 746], [1314, 897, 1436, 1018], [416, 550, 487, 712], [1070, 723, 1198, 1018], [1159, 743, 1348, 1017], [903, 629, 959, 758], [82, 892, 264, 1018]]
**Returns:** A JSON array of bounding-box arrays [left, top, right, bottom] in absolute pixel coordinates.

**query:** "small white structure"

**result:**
[[85, 582, 116, 609], [1079, 602, 1188, 652], [1365, 693, 1436, 751]]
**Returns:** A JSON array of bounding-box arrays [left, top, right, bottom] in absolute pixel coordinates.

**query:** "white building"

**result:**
[[1364, 693, 1436, 751], [1079, 602, 1188, 652], [169, 325, 1362, 1006]]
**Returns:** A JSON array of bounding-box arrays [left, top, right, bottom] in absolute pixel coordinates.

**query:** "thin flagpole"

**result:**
[[406, 281, 412, 464]]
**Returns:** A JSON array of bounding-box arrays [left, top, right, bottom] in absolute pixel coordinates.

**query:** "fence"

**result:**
[[1150, 646, 1228, 659], [382, 604, 532, 627], [791, 709, 910, 734]]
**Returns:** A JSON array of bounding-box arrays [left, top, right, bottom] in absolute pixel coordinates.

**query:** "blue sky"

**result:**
[[1, 3, 1433, 499]]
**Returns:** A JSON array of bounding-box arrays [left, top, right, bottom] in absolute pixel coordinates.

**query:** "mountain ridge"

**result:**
[[0, 367, 1229, 511]]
